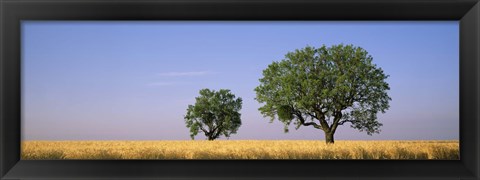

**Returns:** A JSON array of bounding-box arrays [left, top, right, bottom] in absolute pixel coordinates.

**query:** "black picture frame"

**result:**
[[1, 0, 479, 179]]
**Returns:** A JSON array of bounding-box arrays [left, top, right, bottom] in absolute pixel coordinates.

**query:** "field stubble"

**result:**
[[21, 140, 459, 160]]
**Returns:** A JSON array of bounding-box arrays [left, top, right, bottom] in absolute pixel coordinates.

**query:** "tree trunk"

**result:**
[[325, 132, 334, 144], [207, 136, 215, 141]]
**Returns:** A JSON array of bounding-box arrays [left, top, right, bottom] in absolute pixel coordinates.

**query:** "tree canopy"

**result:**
[[254, 44, 391, 143], [184, 88, 243, 140]]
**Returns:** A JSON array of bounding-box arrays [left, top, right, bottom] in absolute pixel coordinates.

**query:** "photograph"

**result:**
[[21, 21, 459, 160]]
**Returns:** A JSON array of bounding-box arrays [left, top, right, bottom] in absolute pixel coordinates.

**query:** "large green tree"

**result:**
[[184, 88, 243, 140], [254, 44, 391, 144]]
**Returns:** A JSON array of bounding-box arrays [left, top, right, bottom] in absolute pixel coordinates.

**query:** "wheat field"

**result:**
[[21, 140, 459, 160]]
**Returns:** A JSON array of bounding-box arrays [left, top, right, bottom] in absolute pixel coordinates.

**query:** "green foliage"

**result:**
[[184, 88, 243, 140], [254, 44, 391, 140]]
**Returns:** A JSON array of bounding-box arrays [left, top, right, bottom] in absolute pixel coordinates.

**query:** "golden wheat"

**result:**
[[21, 140, 459, 160]]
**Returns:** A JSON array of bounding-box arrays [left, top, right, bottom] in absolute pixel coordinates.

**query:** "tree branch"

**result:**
[[338, 119, 358, 125], [314, 110, 330, 132], [212, 123, 224, 139], [306, 112, 317, 119], [198, 123, 209, 134], [294, 111, 322, 129], [329, 111, 343, 134]]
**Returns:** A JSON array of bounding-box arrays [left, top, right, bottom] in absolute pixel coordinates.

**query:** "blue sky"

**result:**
[[21, 21, 459, 140]]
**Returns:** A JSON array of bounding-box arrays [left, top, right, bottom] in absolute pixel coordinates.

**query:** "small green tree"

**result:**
[[184, 88, 243, 140], [254, 44, 391, 144]]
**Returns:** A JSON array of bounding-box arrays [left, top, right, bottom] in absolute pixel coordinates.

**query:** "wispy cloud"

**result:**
[[157, 71, 214, 77]]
